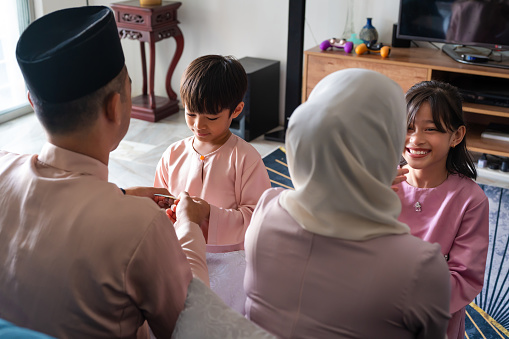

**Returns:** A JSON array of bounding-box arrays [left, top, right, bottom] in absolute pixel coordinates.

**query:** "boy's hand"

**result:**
[[123, 186, 174, 207], [391, 167, 409, 192], [155, 195, 175, 210], [166, 199, 180, 223]]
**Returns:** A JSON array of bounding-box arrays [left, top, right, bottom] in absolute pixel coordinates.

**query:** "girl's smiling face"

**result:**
[[403, 101, 460, 173]]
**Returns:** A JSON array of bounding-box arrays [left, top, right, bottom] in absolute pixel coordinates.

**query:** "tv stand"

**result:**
[[303, 46, 509, 158], [442, 44, 509, 70]]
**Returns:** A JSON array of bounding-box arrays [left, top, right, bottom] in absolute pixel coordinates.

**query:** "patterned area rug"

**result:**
[[470, 184, 509, 339], [262, 147, 293, 190], [262, 147, 509, 339]]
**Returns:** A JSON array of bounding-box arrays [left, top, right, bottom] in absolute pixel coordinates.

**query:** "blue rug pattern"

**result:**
[[262, 147, 293, 189], [262, 147, 509, 338], [470, 184, 509, 338]]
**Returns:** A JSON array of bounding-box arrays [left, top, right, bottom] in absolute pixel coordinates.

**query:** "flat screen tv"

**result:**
[[397, 0, 509, 68]]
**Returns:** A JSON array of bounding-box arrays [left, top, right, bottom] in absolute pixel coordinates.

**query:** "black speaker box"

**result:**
[[230, 57, 280, 142], [392, 23, 411, 48]]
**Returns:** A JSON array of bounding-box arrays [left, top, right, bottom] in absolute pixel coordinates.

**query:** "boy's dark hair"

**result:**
[[180, 55, 247, 116], [29, 67, 128, 135], [401, 80, 477, 179]]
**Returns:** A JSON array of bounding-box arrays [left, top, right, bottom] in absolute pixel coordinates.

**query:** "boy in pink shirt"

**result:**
[[154, 55, 271, 313]]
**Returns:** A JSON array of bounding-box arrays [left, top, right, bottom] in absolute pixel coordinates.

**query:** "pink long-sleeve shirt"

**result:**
[[395, 173, 489, 339], [0, 143, 207, 339], [245, 188, 451, 338], [154, 134, 271, 253]]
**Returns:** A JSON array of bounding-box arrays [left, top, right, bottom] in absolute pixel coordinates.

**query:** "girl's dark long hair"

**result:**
[[401, 80, 477, 179]]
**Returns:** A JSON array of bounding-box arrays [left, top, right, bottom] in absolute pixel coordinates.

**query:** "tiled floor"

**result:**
[[0, 110, 284, 189]]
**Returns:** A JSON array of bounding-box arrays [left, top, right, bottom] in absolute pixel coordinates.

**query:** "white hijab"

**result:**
[[280, 68, 410, 241]]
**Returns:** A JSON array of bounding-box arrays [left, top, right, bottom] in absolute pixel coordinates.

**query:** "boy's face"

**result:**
[[185, 102, 243, 145]]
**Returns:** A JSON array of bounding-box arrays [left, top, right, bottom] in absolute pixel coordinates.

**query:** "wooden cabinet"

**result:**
[[303, 46, 509, 158]]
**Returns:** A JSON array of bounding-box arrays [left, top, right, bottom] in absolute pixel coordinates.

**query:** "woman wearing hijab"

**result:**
[[244, 69, 451, 338]]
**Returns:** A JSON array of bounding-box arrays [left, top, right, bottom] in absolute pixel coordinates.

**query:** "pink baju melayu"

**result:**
[[0, 143, 207, 339], [395, 174, 489, 339], [154, 133, 271, 313]]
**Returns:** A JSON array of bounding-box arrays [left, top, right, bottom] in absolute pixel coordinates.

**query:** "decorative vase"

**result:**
[[359, 18, 378, 45], [341, 0, 356, 41]]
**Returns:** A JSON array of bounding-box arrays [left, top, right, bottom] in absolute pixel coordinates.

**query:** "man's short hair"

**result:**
[[29, 68, 127, 135]]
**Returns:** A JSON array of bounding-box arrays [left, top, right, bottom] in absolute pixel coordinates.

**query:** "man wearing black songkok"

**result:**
[[0, 6, 208, 339]]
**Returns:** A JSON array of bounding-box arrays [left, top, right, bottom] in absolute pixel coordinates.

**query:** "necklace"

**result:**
[[409, 172, 450, 213]]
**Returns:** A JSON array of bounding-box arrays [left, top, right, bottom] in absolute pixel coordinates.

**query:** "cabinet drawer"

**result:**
[[304, 55, 428, 100]]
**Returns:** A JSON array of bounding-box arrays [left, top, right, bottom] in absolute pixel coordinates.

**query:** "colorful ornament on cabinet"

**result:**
[[359, 17, 378, 45]]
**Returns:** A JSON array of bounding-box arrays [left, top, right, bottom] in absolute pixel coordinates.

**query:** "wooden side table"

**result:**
[[111, 1, 183, 122]]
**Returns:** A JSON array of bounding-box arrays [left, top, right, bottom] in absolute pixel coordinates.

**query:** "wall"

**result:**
[[32, 0, 400, 124]]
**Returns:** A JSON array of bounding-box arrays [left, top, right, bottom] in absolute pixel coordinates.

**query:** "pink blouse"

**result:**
[[395, 173, 489, 339], [245, 188, 451, 338]]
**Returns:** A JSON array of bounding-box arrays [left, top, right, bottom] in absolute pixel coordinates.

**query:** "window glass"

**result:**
[[0, 1, 30, 115]]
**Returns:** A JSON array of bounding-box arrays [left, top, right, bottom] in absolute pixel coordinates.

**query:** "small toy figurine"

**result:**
[[320, 38, 354, 53], [355, 42, 391, 58]]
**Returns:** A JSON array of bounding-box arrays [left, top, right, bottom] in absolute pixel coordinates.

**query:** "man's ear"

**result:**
[[105, 92, 122, 125], [231, 102, 244, 119]]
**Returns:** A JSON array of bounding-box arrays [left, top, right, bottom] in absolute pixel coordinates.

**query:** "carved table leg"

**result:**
[[148, 34, 156, 110], [165, 27, 184, 101], [140, 41, 147, 96]]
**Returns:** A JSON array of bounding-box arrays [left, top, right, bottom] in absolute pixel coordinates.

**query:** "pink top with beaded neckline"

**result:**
[[395, 173, 489, 339], [154, 133, 271, 253]]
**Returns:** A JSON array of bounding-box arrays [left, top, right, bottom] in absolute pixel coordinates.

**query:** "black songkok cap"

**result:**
[[16, 6, 125, 103]]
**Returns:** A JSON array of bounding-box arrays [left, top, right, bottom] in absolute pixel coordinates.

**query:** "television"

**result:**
[[397, 0, 509, 69]]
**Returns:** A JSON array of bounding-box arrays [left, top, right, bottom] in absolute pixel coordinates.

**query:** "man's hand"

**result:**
[[171, 192, 210, 226], [391, 167, 409, 192], [123, 186, 174, 208], [169, 192, 210, 242]]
